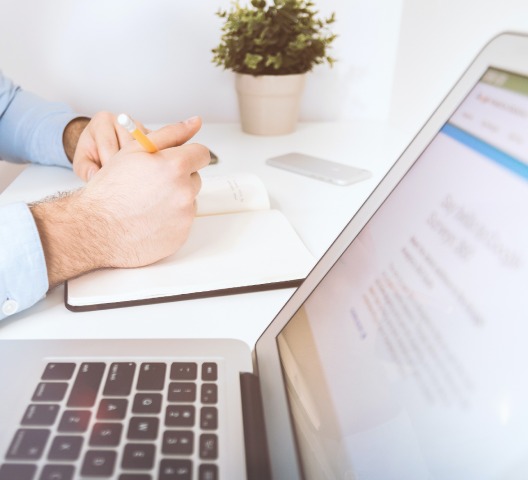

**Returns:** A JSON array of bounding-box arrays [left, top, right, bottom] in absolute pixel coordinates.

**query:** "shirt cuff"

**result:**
[[0, 202, 49, 320], [0, 88, 78, 168]]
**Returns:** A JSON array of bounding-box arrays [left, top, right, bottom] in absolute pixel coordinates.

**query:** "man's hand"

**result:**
[[65, 111, 142, 182], [32, 116, 210, 287]]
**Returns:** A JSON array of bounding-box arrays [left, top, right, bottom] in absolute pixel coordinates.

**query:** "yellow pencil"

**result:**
[[117, 113, 158, 153]]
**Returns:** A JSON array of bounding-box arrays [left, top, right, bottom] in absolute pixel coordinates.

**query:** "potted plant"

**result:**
[[212, 0, 337, 135]]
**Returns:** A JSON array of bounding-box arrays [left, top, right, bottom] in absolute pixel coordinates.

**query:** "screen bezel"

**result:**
[[253, 31, 528, 480]]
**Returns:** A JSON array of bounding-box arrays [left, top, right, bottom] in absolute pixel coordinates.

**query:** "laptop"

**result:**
[[1, 31, 528, 479]]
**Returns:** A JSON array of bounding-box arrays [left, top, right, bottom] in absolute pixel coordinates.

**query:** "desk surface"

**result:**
[[0, 121, 409, 346]]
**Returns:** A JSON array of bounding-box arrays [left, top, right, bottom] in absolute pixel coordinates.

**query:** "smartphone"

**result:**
[[266, 152, 371, 186], [209, 150, 219, 164]]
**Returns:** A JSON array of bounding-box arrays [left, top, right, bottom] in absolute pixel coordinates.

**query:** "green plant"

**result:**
[[212, 0, 337, 76]]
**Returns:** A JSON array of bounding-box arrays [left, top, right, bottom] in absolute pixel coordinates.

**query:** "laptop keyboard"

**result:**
[[0, 360, 220, 480]]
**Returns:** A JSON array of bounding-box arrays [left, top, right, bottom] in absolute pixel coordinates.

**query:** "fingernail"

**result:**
[[183, 116, 200, 125]]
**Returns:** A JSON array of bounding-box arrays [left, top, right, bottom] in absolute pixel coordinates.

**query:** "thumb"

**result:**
[[146, 116, 202, 151]]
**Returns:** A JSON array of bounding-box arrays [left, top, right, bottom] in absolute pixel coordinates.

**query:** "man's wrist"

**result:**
[[30, 191, 110, 287], [63, 117, 90, 164]]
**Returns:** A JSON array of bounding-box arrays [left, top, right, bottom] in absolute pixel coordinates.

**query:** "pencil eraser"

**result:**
[[117, 113, 135, 132]]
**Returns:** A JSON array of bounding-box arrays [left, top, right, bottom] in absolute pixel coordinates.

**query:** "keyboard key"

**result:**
[[21, 404, 60, 426], [90, 422, 123, 446], [162, 430, 194, 455], [97, 398, 128, 420], [6, 429, 49, 460], [67, 362, 105, 407], [165, 405, 195, 427], [42, 362, 76, 380], [127, 417, 159, 440], [199, 434, 218, 460], [137, 363, 166, 391], [121, 443, 155, 470], [0, 463, 36, 480], [39, 464, 75, 480], [48, 435, 83, 460], [167, 382, 196, 402], [103, 362, 136, 396], [201, 363, 218, 381], [201, 384, 218, 404], [132, 393, 162, 414], [81, 450, 117, 477], [200, 407, 218, 430], [199, 464, 218, 480], [119, 475, 151, 480], [159, 459, 192, 480], [58, 410, 91, 433], [32, 382, 68, 402], [170, 362, 197, 380]]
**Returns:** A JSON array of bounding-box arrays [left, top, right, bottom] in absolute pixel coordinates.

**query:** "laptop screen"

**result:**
[[277, 68, 528, 478]]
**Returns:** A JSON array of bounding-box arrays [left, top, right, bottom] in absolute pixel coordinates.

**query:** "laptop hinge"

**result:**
[[240, 372, 272, 480]]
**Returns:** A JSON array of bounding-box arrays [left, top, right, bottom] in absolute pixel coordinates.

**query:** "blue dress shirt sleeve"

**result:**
[[0, 71, 78, 167], [0, 203, 49, 320], [0, 71, 81, 319]]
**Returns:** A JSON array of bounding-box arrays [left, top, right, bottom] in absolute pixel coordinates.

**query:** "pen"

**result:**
[[117, 113, 158, 153]]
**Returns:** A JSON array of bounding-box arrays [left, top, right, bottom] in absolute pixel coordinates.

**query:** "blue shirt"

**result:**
[[0, 72, 78, 320]]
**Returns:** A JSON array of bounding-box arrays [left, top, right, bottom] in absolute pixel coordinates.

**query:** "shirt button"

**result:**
[[2, 299, 19, 316]]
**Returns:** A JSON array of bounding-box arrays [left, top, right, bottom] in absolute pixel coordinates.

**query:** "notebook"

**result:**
[[63, 172, 315, 311], [1, 31, 528, 479]]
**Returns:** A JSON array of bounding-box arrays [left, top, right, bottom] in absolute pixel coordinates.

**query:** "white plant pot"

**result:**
[[235, 73, 306, 135]]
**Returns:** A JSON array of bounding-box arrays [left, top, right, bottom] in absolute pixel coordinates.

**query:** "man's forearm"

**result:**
[[63, 117, 90, 164], [30, 191, 110, 287]]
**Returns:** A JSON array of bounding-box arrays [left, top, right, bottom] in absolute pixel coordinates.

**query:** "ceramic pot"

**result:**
[[235, 73, 306, 135]]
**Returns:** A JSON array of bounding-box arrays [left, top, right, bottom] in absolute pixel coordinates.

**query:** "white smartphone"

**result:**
[[266, 152, 372, 186]]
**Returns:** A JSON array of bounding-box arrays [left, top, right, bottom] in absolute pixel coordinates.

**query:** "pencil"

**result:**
[[117, 113, 158, 153]]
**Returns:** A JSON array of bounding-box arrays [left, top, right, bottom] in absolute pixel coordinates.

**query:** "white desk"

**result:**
[[0, 121, 409, 346]]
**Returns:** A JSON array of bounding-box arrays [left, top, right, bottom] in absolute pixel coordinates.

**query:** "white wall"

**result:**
[[0, 0, 401, 125], [1, 0, 527, 139], [390, 0, 528, 134]]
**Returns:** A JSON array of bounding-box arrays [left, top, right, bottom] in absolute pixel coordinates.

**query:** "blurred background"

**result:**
[[0, 0, 528, 146]]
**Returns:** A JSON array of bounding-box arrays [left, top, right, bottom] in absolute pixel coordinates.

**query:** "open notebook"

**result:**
[[0, 32, 528, 480], [65, 173, 315, 311]]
